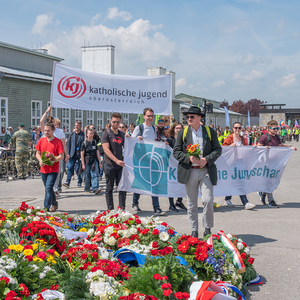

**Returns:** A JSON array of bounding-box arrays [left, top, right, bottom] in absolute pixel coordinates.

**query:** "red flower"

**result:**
[[152, 229, 159, 235], [37, 251, 47, 260], [0, 277, 9, 284], [150, 249, 159, 256], [248, 257, 255, 265], [168, 229, 175, 235], [50, 284, 59, 290], [161, 222, 168, 227], [187, 237, 200, 245], [163, 289, 173, 297], [36, 293, 44, 300], [3, 249, 10, 254], [163, 246, 173, 254], [241, 253, 247, 259], [153, 274, 162, 280], [152, 241, 159, 248], [161, 283, 171, 289], [81, 253, 88, 260], [135, 219, 141, 224], [161, 276, 168, 280], [195, 246, 208, 261], [178, 241, 190, 253], [92, 252, 99, 259], [174, 292, 190, 299], [46, 249, 54, 255], [141, 229, 150, 235], [20, 283, 30, 297], [25, 255, 33, 262]]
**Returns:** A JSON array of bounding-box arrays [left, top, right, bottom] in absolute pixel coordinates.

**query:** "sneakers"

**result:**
[[213, 202, 222, 209], [245, 203, 256, 210], [224, 200, 235, 207], [62, 182, 69, 188], [169, 205, 178, 212], [54, 191, 61, 198], [94, 188, 101, 195], [153, 208, 166, 216], [257, 192, 266, 205], [85, 190, 91, 194], [268, 201, 279, 208], [77, 183, 82, 188], [132, 205, 142, 213], [49, 205, 58, 212], [175, 202, 187, 211]]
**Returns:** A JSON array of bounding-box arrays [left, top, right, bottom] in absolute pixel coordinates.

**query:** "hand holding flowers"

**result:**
[[41, 151, 56, 166]]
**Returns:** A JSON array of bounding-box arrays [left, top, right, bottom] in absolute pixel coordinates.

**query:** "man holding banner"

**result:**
[[173, 106, 222, 238]]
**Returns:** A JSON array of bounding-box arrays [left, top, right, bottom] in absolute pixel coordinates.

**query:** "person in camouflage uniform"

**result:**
[[10, 123, 30, 179]]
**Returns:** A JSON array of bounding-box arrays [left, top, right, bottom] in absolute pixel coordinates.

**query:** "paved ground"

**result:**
[[0, 140, 299, 299]]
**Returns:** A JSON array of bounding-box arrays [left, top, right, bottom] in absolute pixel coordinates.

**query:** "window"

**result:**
[[62, 108, 71, 133], [47, 102, 56, 119], [97, 111, 104, 131], [0, 97, 8, 135], [107, 112, 112, 124], [86, 110, 94, 125], [31, 100, 42, 127], [122, 113, 129, 125], [75, 109, 83, 124]]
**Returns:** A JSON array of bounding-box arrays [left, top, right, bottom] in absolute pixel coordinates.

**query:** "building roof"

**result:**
[[0, 66, 52, 82], [0, 41, 63, 61]]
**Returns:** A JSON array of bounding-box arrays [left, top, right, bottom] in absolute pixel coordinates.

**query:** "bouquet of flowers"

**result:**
[[186, 143, 202, 159], [41, 151, 56, 166]]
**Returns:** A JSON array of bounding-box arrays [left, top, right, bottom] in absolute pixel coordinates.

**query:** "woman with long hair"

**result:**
[[166, 122, 187, 212]]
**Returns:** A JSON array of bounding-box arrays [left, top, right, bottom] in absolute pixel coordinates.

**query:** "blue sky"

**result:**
[[1, 0, 300, 107]]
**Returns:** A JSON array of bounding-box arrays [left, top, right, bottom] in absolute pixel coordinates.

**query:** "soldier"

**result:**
[[10, 123, 30, 179]]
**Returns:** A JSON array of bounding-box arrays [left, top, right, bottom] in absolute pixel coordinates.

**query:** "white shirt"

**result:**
[[54, 128, 65, 140], [132, 124, 157, 141], [191, 126, 203, 166]]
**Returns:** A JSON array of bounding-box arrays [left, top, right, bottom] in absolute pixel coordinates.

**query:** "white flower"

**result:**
[[25, 216, 32, 221], [33, 216, 40, 221], [106, 237, 116, 246], [244, 247, 250, 255], [1, 229, 6, 234], [226, 233, 233, 240], [16, 217, 23, 223], [238, 238, 243, 243], [31, 265, 39, 272], [87, 228, 95, 237], [36, 206, 40, 209], [39, 272, 46, 279], [159, 231, 169, 242], [26, 209, 32, 214], [129, 227, 137, 235], [119, 230, 130, 238], [96, 210, 101, 215], [104, 226, 114, 235], [236, 242, 244, 250]]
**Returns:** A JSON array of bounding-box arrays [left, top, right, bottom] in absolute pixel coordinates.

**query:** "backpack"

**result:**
[[99, 129, 113, 156], [182, 125, 212, 142], [265, 132, 282, 145], [139, 124, 156, 137]]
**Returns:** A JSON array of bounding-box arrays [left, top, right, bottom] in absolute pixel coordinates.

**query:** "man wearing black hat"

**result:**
[[10, 123, 31, 179], [173, 106, 222, 238]]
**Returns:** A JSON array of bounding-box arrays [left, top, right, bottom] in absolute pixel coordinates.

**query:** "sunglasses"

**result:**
[[90, 127, 95, 129], [234, 127, 242, 130], [269, 127, 279, 130], [186, 115, 195, 120], [119, 126, 125, 129], [112, 121, 120, 124], [175, 127, 182, 130]]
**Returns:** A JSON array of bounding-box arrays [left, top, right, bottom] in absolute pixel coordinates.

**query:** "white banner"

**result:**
[[118, 138, 293, 197], [50, 62, 172, 115]]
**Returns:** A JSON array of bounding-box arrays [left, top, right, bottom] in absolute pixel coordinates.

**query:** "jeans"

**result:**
[[132, 193, 160, 211], [104, 164, 126, 210], [41, 172, 58, 210], [54, 160, 65, 192], [84, 160, 99, 192], [225, 195, 248, 206], [66, 156, 82, 184], [169, 197, 183, 207]]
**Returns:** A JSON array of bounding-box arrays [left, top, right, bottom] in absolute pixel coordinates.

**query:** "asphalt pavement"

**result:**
[[0, 140, 299, 300]]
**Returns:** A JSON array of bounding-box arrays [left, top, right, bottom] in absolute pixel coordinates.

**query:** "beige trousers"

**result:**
[[184, 168, 214, 231]]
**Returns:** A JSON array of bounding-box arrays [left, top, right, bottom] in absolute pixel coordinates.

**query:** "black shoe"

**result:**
[[191, 231, 198, 238], [62, 182, 69, 188], [153, 208, 166, 216], [132, 205, 142, 213], [169, 205, 178, 212], [175, 202, 187, 211], [203, 228, 211, 237], [268, 201, 279, 208], [257, 192, 266, 205]]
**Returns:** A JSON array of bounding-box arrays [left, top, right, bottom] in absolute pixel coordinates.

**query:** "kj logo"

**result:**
[[57, 76, 86, 98], [131, 143, 170, 195]]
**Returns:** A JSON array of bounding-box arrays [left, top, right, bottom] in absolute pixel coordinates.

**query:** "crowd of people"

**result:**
[[3, 105, 298, 237]]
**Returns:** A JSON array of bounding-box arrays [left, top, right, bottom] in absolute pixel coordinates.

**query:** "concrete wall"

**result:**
[[260, 112, 286, 127]]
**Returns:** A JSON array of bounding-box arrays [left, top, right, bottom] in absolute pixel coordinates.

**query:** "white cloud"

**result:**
[[176, 78, 187, 87], [277, 73, 298, 88], [31, 13, 54, 34], [107, 7, 132, 21], [91, 13, 101, 25], [43, 18, 176, 74], [211, 80, 225, 87], [233, 70, 264, 81]]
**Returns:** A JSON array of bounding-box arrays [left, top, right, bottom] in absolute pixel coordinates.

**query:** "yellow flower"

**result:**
[[23, 249, 34, 256], [33, 257, 43, 262], [54, 251, 59, 257], [48, 217, 55, 221], [32, 244, 38, 250], [15, 245, 24, 252], [8, 245, 16, 251], [79, 228, 87, 232], [51, 259, 57, 264], [7, 213, 12, 217]]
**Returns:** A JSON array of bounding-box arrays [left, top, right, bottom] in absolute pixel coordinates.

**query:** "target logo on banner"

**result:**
[[57, 76, 86, 98]]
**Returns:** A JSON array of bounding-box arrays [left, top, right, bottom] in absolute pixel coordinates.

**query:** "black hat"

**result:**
[[182, 106, 205, 117]]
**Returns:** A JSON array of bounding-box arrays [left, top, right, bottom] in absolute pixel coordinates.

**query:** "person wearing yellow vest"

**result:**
[[294, 127, 299, 142], [216, 129, 224, 146], [223, 126, 231, 138], [287, 127, 292, 142]]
